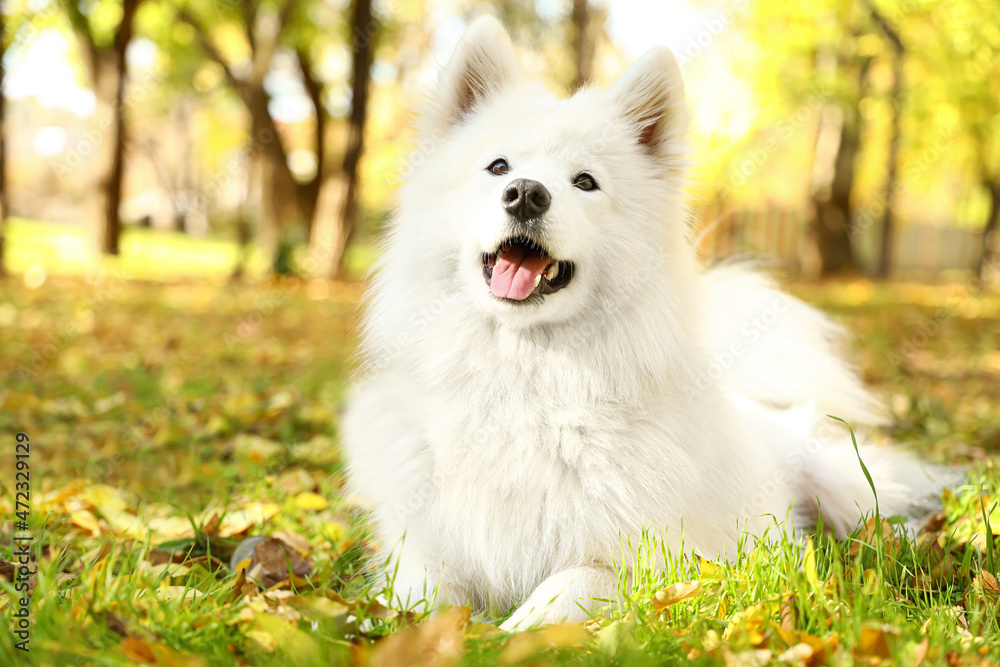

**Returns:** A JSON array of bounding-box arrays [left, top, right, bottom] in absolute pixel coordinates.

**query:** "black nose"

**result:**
[[502, 179, 551, 221]]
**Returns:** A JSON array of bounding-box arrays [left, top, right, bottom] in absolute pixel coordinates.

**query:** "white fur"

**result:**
[[342, 17, 947, 630]]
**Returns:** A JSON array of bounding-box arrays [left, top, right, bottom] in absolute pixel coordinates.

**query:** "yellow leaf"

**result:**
[[293, 492, 329, 511], [727, 649, 772, 666], [854, 623, 900, 660], [467, 623, 505, 639], [232, 556, 253, 574], [861, 568, 880, 596], [70, 509, 102, 535], [247, 629, 278, 653], [287, 595, 351, 620], [218, 502, 279, 537], [321, 522, 346, 542], [79, 484, 129, 512], [144, 563, 191, 581], [149, 516, 196, 542], [803, 538, 818, 589], [651, 581, 702, 611], [251, 611, 320, 662], [536, 624, 591, 647], [698, 557, 724, 581], [154, 586, 204, 606], [499, 624, 590, 664], [120, 637, 158, 664]]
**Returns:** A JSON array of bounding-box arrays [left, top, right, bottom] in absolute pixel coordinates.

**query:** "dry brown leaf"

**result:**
[[780, 594, 796, 631], [651, 581, 703, 611], [499, 624, 591, 665], [226, 566, 258, 605], [854, 623, 900, 660], [273, 531, 311, 554], [921, 510, 947, 534], [251, 537, 312, 589], [371, 607, 470, 667], [276, 468, 317, 494], [914, 637, 930, 667], [120, 637, 158, 664], [777, 643, 815, 664], [849, 518, 899, 557], [201, 512, 222, 536]]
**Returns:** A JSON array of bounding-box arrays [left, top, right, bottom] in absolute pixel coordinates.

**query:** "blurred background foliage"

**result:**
[[0, 0, 997, 284]]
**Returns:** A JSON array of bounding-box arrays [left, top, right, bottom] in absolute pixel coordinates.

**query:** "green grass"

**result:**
[[2, 219, 375, 282], [0, 241, 999, 664]]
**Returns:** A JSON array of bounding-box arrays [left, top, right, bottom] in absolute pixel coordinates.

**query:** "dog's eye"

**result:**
[[487, 158, 510, 175], [573, 172, 598, 191]]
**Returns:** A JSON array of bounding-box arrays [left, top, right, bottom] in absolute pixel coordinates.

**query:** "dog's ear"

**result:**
[[611, 48, 689, 159], [427, 16, 521, 132]]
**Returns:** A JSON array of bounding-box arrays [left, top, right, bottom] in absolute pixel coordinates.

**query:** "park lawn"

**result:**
[[0, 272, 999, 666]]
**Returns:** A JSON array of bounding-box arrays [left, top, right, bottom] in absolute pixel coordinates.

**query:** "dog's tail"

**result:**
[[792, 425, 960, 538]]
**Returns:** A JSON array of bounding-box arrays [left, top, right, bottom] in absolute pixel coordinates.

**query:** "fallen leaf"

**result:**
[[293, 492, 329, 511], [251, 537, 312, 589], [371, 607, 470, 667], [499, 624, 591, 664], [153, 586, 203, 606], [70, 509, 102, 535], [914, 637, 930, 667], [726, 649, 773, 667], [120, 637, 158, 664], [854, 623, 900, 660], [596, 619, 634, 657], [651, 581, 703, 611]]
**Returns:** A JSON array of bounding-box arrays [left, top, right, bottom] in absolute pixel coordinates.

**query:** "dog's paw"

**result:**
[[500, 597, 590, 632], [498, 566, 619, 632]]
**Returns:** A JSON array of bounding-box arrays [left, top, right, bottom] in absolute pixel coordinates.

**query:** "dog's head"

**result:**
[[397, 17, 690, 328]]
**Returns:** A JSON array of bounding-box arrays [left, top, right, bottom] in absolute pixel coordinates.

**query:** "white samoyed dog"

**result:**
[[343, 17, 945, 630]]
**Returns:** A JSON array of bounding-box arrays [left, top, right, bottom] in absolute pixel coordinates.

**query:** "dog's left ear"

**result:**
[[611, 48, 689, 159], [426, 16, 522, 134]]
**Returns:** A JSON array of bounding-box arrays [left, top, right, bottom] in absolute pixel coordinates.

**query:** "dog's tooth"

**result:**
[[534, 274, 541, 288], [545, 263, 559, 280]]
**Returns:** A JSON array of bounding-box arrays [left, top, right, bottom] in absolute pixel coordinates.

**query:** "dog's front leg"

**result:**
[[500, 566, 620, 631]]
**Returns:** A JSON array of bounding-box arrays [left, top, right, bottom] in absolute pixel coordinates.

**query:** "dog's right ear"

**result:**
[[426, 16, 521, 133], [610, 48, 689, 162]]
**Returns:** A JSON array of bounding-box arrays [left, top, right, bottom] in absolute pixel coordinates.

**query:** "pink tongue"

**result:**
[[490, 246, 551, 300]]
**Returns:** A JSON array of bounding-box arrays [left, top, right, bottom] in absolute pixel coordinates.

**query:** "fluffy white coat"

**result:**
[[342, 17, 944, 630]]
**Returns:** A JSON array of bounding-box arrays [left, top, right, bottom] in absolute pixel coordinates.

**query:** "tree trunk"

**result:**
[[570, 0, 594, 91], [331, 0, 376, 279], [98, 0, 141, 256], [867, 1, 904, 279], [807, 56, 869, 278], [809, 109, 862, 276], [875, 49, 902, 279], [980, 178, 1000, 282]]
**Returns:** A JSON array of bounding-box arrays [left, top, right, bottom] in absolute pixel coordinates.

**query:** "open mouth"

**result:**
[[482, 236, 574, 302]]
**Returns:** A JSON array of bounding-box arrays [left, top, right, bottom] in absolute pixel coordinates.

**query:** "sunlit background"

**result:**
[[2, 0, 997, 284], [3, 3, 1000, 662]]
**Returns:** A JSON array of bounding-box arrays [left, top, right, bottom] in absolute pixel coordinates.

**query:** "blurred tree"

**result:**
[[175, 0, 338, 268], [329, 0, 376, 279], [899, 0, 1000, 280], [808, 32, 869, 277], [61, 0, 144, 255], [570, 0, 594, 91], [865, 0, 903, 278]]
